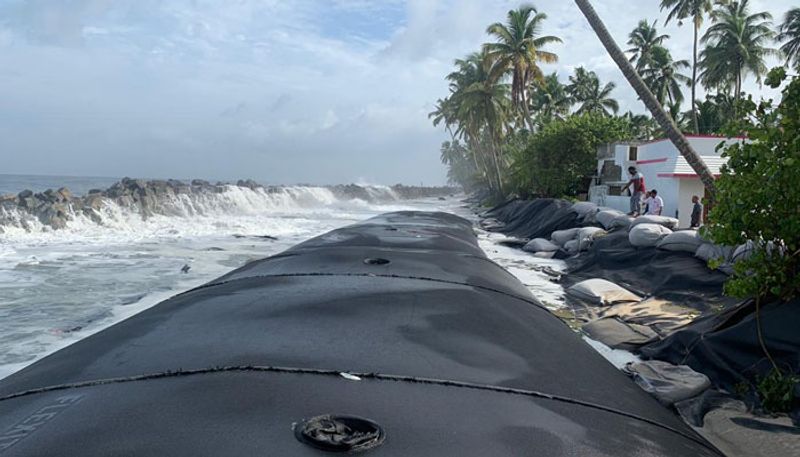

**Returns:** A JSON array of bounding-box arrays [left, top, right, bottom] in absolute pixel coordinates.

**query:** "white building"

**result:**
[[589, 135, 744, 228]]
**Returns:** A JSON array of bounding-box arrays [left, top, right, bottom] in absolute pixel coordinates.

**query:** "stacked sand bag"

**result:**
[[596, 209, 626, 230], [522, 238, 560, 253], [629, 223, 673, 247], [629, 215, 679, 230], [566, 278, 641, 306], [609, 214, 635, 230], [656, 230, 704, 253]]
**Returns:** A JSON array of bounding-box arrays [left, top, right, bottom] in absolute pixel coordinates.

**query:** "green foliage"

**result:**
[[439, 140, 479, 191], [706, 71, 800, 300], [510, 113, 632, 197], [756, 369, 799, 413]]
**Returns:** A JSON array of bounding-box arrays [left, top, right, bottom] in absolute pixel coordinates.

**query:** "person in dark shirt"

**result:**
[[690, 195, 703, 228]]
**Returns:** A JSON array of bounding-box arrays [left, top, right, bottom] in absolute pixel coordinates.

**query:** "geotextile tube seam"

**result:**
[[0, 364, 721, 454]]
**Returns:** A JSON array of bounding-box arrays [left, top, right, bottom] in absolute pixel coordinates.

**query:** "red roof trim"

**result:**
[[658, 173, 722, 178], [636, 157, 668, 165], [635, 134, 746, 147]]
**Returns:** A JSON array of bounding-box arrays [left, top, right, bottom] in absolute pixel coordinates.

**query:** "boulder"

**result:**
[[630, 215, 680, 231], [566, 278, 642, 306], [656, 230, 703, 253], [522, 238, 560, 253], [17, 189, 33, 199], [629, 223, 672, 247]]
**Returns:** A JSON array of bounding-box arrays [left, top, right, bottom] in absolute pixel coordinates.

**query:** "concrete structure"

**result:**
[[589, 135, 744, 227]]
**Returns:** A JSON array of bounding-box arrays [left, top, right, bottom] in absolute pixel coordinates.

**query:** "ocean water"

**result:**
[[0, 174, 632, 380], [0, 174, 121, 196], [0, 175, 462, 379]]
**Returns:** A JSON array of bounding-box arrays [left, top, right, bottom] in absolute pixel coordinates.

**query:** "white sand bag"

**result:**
[[695, 243, 734, 262], [630, 215, 680, 231], [609, 214, 635, 231], [563, 239, 579, 254], [656, 230, 703, 253], [624, 360, 711, 406], [570, 201, 598, 220], [523, 238, 560, 253], [577, 226, 606, 251], [551, 228, 580, 246], [596, 209, 625, 229], [532, 251, 556, 259], [566, 278, 641, 306], [629, 224, 672, 247], [731, 241, 754, 262]]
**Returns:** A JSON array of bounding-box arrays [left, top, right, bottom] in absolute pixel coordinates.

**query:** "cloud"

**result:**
[[0, 0, 795, 184]]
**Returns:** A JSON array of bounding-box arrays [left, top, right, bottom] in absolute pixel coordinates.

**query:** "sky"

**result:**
[[0, 0, 795, 185]]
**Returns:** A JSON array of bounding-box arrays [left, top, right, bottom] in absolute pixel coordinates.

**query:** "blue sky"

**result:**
[[0, 0, 795, 185]]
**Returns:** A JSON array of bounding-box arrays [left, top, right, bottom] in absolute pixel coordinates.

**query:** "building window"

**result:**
[[628, 146, 638, 161]]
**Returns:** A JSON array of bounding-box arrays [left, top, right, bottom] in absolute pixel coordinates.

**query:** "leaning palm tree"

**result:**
[[660, 0, 715, 133], [626, 20, 670, 71], [640, 46, 692, 106], [777, 7, 800, 71], [573, 0, 717, 197], [700, 0, 776, 105], [484, 4, 561, 131], [567, 67, 619, 116]]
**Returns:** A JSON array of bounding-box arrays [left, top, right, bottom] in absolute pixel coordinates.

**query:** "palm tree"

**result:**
[[567, 67, 619, 116], [573, 0, 717, 197], [529, 72, 572, 126], [778, 8, 800, 71], [640, 46, 692, 106], [622, 111, 659, 140], [626, 20, 670, 71], [700, 0, 776, 105], [660, 0, 715, 133], [484, 5, 561, 131], [444, 51, 512, 193]]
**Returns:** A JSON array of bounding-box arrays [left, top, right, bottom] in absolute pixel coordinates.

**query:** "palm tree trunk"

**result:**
[[490, 134, 505, 195], [521, 87, 535, 132], [573, 0, 717, 199], [691, 24, 700, 134]]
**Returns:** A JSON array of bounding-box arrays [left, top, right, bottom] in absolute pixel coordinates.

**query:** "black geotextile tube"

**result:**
[[484, 198, 582, 239], [641, 298, 800, 394], [0, 211, 722, 456]]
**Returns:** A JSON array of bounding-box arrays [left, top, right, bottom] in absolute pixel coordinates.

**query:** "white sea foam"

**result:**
[[0, 187, 452, 380]]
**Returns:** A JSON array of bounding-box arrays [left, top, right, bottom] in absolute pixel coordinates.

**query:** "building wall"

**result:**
[[591, 136, 739, 221], [677, 179, 706, 228]]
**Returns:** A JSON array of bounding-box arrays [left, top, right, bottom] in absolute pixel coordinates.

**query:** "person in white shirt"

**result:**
[[645, 189, 664, 216]]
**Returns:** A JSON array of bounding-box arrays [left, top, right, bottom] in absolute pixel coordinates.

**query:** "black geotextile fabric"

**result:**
[[641, 298, 800, 393], [563, 231, 735, 313], [483, 198, 583, 239], [0, 211, 721, 456]]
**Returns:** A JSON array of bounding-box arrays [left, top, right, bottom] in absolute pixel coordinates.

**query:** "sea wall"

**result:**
[[0, 178, 458, 232]]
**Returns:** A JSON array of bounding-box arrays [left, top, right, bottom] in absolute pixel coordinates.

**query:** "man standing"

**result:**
[[690, 195, 703, 228], [621, 166, 645, 216], [646, 189, 663, 216]]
